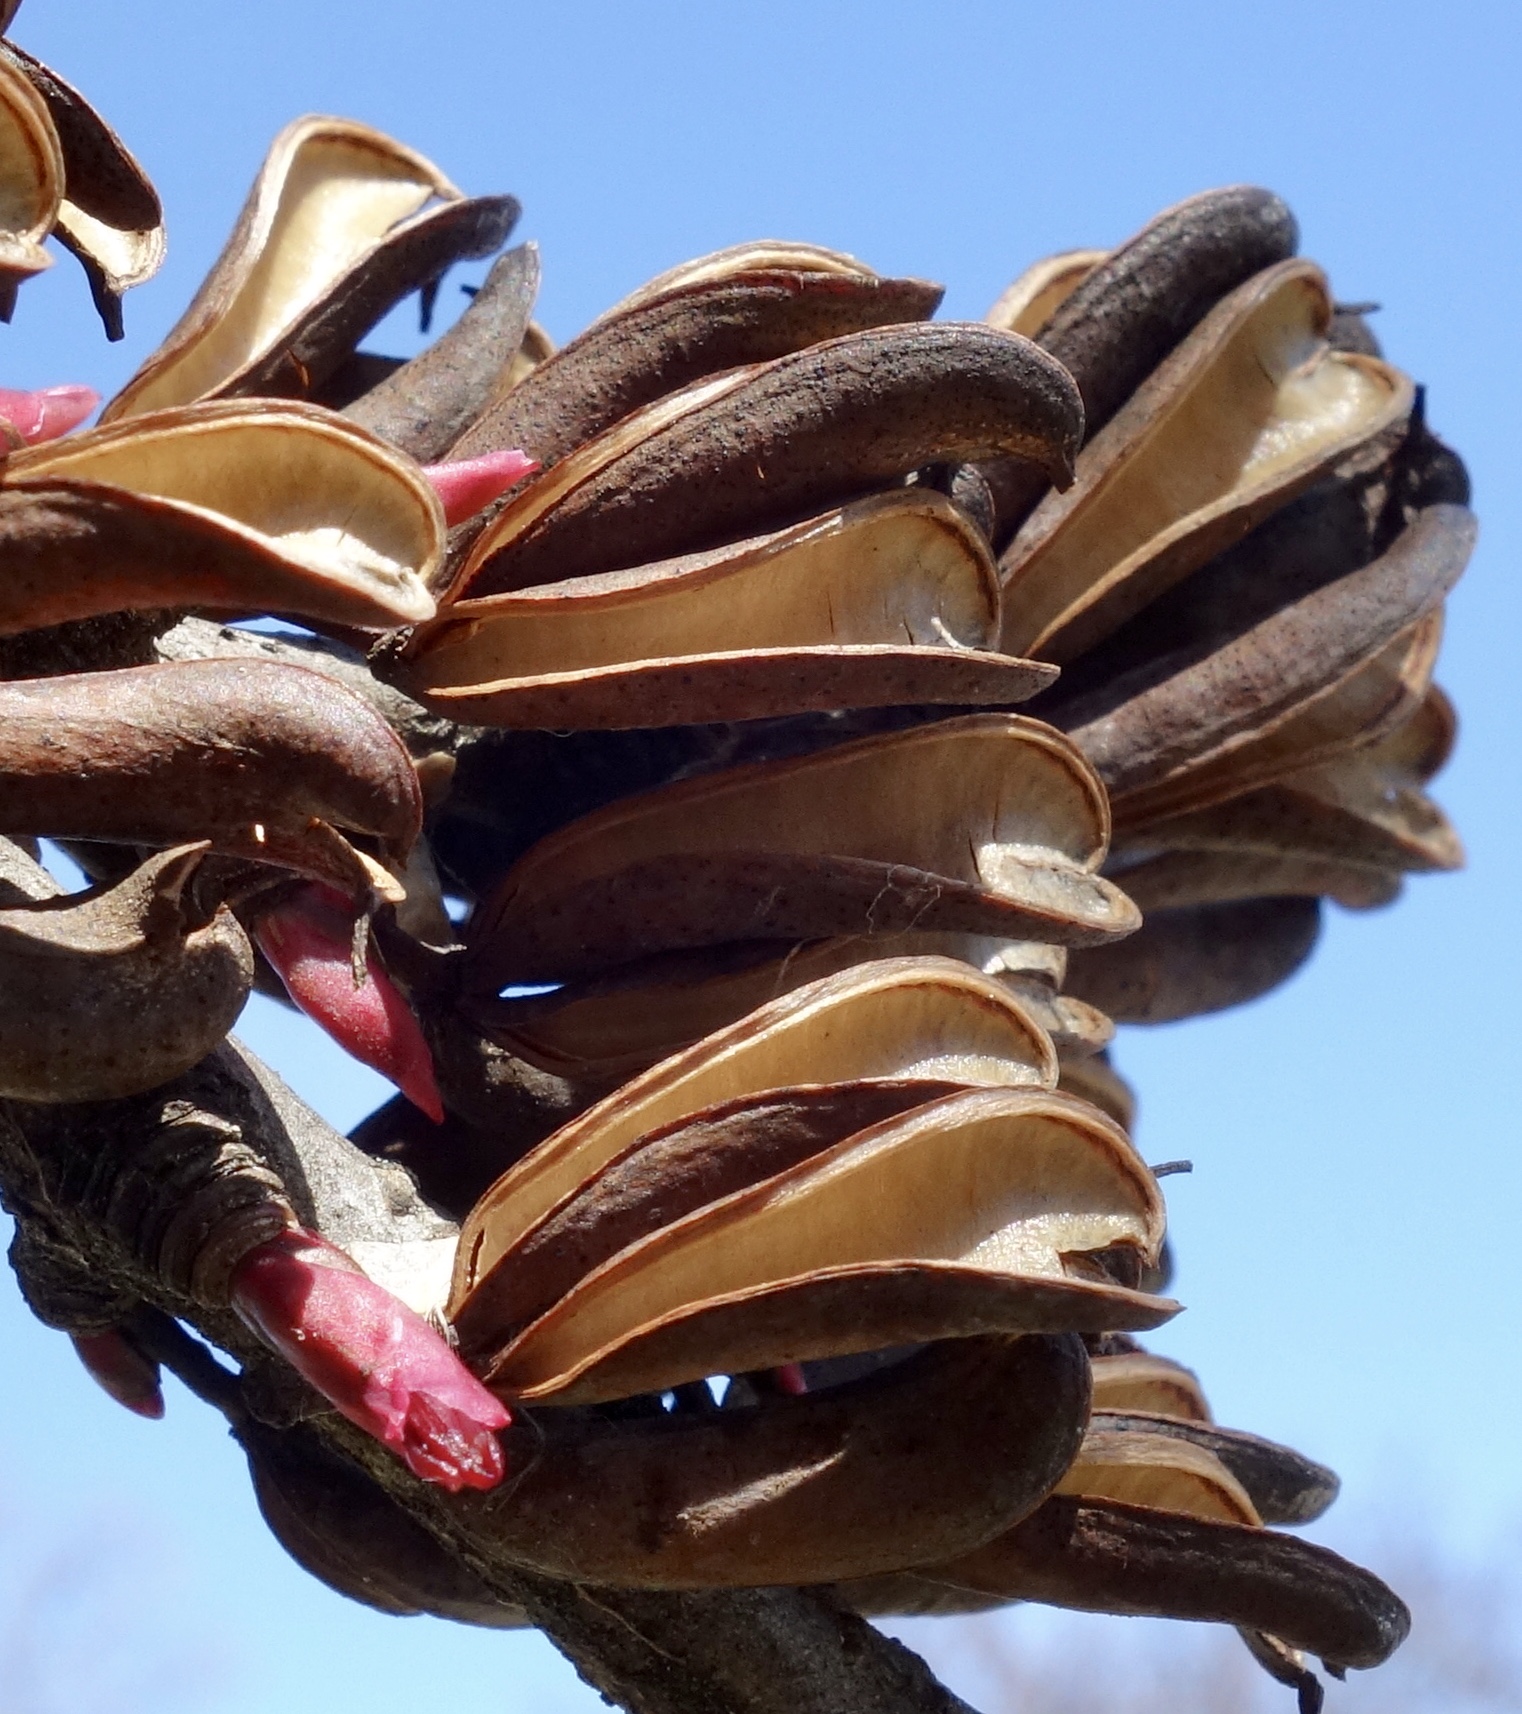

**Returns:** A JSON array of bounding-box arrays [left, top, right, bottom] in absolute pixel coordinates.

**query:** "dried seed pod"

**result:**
[[0, 51, 60, 309], [0, 658, 422, 890], [343, 242, 541, 460], [0, 844, 253, 1101], [1037, 186, 1300, 438], [459, 956, 1064, 1292], [457, 1084, 1170, 1406], [105, 117, 515, 418], [0, 399, 443, 632], [396, 491, 1055, 729], [1089, 1413, 1339, 1527], [1091, 1349, 1210, 1419], [452, 322, 1084, 598], [481, 1334, 1089, 1588], [1053, 502, 1473, 815], [0, 40, 163, 338], [244, 1419, 528, 1624], [985, 249, 1107, 338], [476, 934, 1103, 1088], [1055, 1051, 1135, 1131], [449, 240, 943, 469], [1065, 896, 1322, 1024], [1001, 260, 1414, 663], [464, 715, 1136, 989], [897, 1489, 1407, 1671], [1111, 847, 1402, 914]]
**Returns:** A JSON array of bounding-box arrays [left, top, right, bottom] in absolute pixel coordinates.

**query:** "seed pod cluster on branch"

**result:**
[[0, 10, 1475, 1711]]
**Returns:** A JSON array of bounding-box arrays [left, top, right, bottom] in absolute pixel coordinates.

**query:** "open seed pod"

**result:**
[[448, 240, 943, 471], [0, 658, 421, 895], [0, 50, 60, 311], [1055, 1051, 1136, 1130], [0, 843, 252, 1101], [1000, 260, 1414, 664], [1091, 1349, 1211, 1419], [448, 321, 1083, 598], [104, 115, 517, 419], [396, 490, 1056, 729], [843, 1423, 1404, 1681], [0, 40, 163, 337], [476, 933, 1108, 1089], [450, 960, 1170, 1405], [0, 399, 443, 633], [462, 714, 1137, 990]]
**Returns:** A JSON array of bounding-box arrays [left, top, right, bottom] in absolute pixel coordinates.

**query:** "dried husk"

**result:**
[[1055, 1052, 1135, 1130], [472, 1334, 1090, 1588], [459, 1084, 1171, 1405], [463, 715, 1137, 988], [985, 249, 1106, 338], [476, 934, 1105, 1088], [0, 40, 163, 337], [343, 242, 541, 460], [449, 241, 943, 469], [1000, 260, 1415, 663], [0, 51, 60, 306], [104, 116, 507, 417], [1065, 896, 1322, 1024], [0, 658, 422, 891], [1053, 501, 1473, 816], [457, 956, 1065, 1294], [1110, 847, 1402, 914], [0, 844, 252, 1101], [0, 399, 443, 631], [397, 491, 1056, 729], [1091, 1350, 1210, 1419], [451, 322, 1084, 598]]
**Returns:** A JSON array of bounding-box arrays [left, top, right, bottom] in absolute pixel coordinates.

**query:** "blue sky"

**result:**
[[1, 3, 1518, 1709]]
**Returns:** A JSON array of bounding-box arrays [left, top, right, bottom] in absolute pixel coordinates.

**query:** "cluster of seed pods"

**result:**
[[0, 9, 1474, 1709]]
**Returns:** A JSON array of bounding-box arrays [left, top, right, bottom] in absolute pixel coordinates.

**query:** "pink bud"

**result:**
[[231, 1228, 509, 1492], [423, 449, 538, 526], [0, 384, 100, 444], [254, 883, 444, 1123], [72, 1328, 165, 1419], [772, 1363, 809, 1396]]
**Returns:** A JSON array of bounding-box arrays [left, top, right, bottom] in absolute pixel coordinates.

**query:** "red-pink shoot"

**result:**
[[231, 1228, 509, 1492], [72, 1328, 165, 1419], [423, 449, 538, 526], [0, 384, 100, 443], [254, 882, 444, 1122]]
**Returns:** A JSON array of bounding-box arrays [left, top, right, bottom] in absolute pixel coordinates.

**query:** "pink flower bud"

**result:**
[[423, 449, 538, 526], [231, 1228, 509, 1492], [254, 883, 444, 1122], [71, 1328, 165, 1419], [0, 384, 100, 444]]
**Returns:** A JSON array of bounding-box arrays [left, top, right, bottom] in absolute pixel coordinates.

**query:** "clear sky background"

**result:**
[[1, 2, 1518, 1710]]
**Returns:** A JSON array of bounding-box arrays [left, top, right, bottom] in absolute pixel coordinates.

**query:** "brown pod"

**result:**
[[105, 117, 507, 417], [464, 715, 1135, 990], [1056, 503, 1474, 812], [985, 249, 1108, 338], [243, 1420, 528, 1626], [921, 1495, 1408, 1671], [1000, 260, 1414, 663], [0, 40, 163, 337], [344, 242, 541, 460], [473, 1333, 1090, 1588], [0, 399, 444, 634], [449, 241, 944, 469], [1038, 186, 1300, 438], [453, 322, 1084, 597], [0, 844, 252, 1101], [1091, 1350, 1210, 1420], [0, 658, 422, 890], [0, 51, 60, 309], [397, 490, 1056, 730], [1088, 1412, 1340, 1528], [1110, 847, 1401, 914], [1065, 896, 1321, 1024], [1055, 1051, 1135, 1131]]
